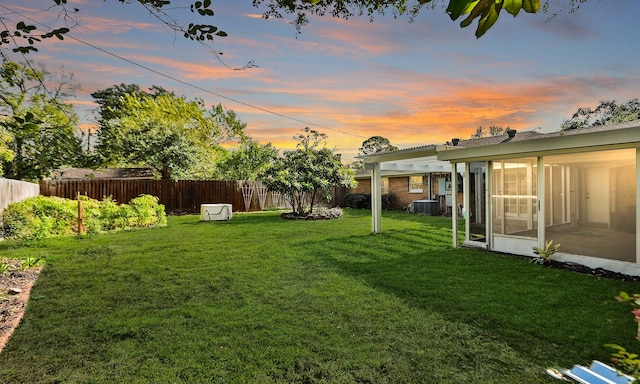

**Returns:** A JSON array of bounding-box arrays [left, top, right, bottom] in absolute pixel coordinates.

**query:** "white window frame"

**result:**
[[381, 177, 389, 195], [409, 175, 423, 193]]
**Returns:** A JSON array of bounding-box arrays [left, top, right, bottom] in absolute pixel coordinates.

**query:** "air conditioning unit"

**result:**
[[412, 200, 440, 215], [200, 204, 232, 221]]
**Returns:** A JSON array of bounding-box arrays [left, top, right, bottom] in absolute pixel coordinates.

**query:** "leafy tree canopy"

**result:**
[[561, 98, 640, 131], [261, 127, 355, 215], [0, 0, 578, 57], [470, 125, 506, 138], [93, 84, 249, 180], [350, 135, 398, 169], [0, 60, 82, 180], [214, 140, 279, 181], [359, 136, 398, 156]]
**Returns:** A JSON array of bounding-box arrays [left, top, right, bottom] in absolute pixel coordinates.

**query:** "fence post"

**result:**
[[77, 192, 84, 234]]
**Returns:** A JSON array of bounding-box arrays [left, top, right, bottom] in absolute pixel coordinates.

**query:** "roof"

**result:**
[[53, 168, 155, 180], [438, 120, 640, 162], [352, 168, 448, 179], [449, 130, 543, 148], [359, 120, 640, 172], [358, 144, 438, 161]]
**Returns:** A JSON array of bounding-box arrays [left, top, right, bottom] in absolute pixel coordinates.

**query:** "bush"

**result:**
[[344, 193, 394, 210], [345, 193, 370, 209], [1, 194, 167, 242], [128, 194, 167, 228], [1, 196, 76, 240], [381, 194, 394, 210]]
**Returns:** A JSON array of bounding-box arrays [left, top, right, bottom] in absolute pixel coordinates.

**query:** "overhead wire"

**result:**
[[0, 3, 371, 143]]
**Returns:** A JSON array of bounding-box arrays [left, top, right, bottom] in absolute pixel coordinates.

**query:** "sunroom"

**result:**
[[437, 121, 640, 276]]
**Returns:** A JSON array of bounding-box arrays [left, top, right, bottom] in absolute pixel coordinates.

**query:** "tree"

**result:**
[[91, 83, 165, 123], [359, 136, 398, 156], [350, 135, 398, 169], [0, 0, 550, 57], [0, 126, 13, 176], [93, 85, 248, 179], [470, 125, 506, 138], [561, 98, 640, 131], [214, 140, 279, 181], [0, 60, 82, 180], [261, 128, 355, 216]]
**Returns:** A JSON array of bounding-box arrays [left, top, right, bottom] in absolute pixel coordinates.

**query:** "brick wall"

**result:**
[[350, 173, 464, 214], [388, 176, 428, 210]]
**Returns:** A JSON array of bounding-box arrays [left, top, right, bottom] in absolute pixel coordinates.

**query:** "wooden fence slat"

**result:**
[[38, 179, 347, 213], [0, 178, 40, 212]]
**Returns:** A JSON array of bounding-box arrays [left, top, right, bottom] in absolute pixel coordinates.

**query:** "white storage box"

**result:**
[[200, 204, 232, 221]]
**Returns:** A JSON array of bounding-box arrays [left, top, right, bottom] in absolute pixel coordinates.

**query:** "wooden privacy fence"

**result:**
[[40, 179, 244, 213], [39, 179, 348, 213], [0, 178, 40, 212]]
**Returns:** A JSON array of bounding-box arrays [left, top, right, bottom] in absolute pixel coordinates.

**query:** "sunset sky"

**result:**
[[2, 1, 640, 162]]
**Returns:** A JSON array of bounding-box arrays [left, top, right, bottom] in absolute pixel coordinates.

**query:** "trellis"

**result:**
[[238, 180, 255, 212], [255, 182, 269, 211]]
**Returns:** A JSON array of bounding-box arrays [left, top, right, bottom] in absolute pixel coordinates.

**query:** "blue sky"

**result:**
[[2, 1, 640, 162]]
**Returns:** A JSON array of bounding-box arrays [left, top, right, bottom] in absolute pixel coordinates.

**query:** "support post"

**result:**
[[485, 161, 492, 250], [77, 192, 84, 235], [464, 162, 471, 242], [537, 156, 546, 250], [636, 149, 640, 265], [451, 162, 458, 247], [367, 162, 382, 233]]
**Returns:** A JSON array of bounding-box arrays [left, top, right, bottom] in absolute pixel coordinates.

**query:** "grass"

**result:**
[[0, 209, 638, 383]]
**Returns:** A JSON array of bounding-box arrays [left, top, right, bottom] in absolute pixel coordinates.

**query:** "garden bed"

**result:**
[[280, 207, 343, 220], [0, 260, 41, 353]]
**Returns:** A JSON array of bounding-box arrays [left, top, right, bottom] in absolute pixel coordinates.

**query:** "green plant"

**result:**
[[344, 193, 393, 210], [21, 255, 43, 270], [0, 194, 166, 242], [128, 194, 167, 227], [531, 240, 560, 264], [617, 292, 640, 340], [606, 344, 640, 378], [345, 193, 370, 209], [1, 196, 76, 241], [0, 260, 9, 274], [607, 292, 640, 379]]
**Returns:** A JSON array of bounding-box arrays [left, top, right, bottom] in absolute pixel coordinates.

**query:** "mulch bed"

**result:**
[[543, 259, 640, 282], [0, 260, 41, 354]]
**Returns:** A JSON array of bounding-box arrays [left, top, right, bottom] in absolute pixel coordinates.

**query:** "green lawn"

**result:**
[[0, 210, 638, 383]]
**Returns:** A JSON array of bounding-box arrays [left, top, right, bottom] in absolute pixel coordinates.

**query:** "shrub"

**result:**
[[95, 196, 126, 231], [1, 194, 167, 242], [345, 193, 370, 209], [381, 194, 394, 210], [321, 207, 343, 219], [128, 194, 167, 228], [1, 196, 76, 240], [344, 193, 394, 210]]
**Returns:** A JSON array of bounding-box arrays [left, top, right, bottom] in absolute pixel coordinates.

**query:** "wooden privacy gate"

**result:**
[[40, 179, 244, 212]]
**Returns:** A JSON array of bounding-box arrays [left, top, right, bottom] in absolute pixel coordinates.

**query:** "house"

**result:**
[[52, 168, 155, 180], [353, 145, 462, 214], [363, 121, 640, 277]]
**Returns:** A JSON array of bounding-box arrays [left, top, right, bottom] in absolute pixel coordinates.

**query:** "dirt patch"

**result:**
[[0, 260, 41, 354]]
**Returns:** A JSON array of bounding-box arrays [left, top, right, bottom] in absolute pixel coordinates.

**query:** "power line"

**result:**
[[0, 3, 370, 141]]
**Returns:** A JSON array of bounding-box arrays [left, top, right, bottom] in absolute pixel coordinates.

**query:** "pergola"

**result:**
[[361, 144, 464, 239]]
